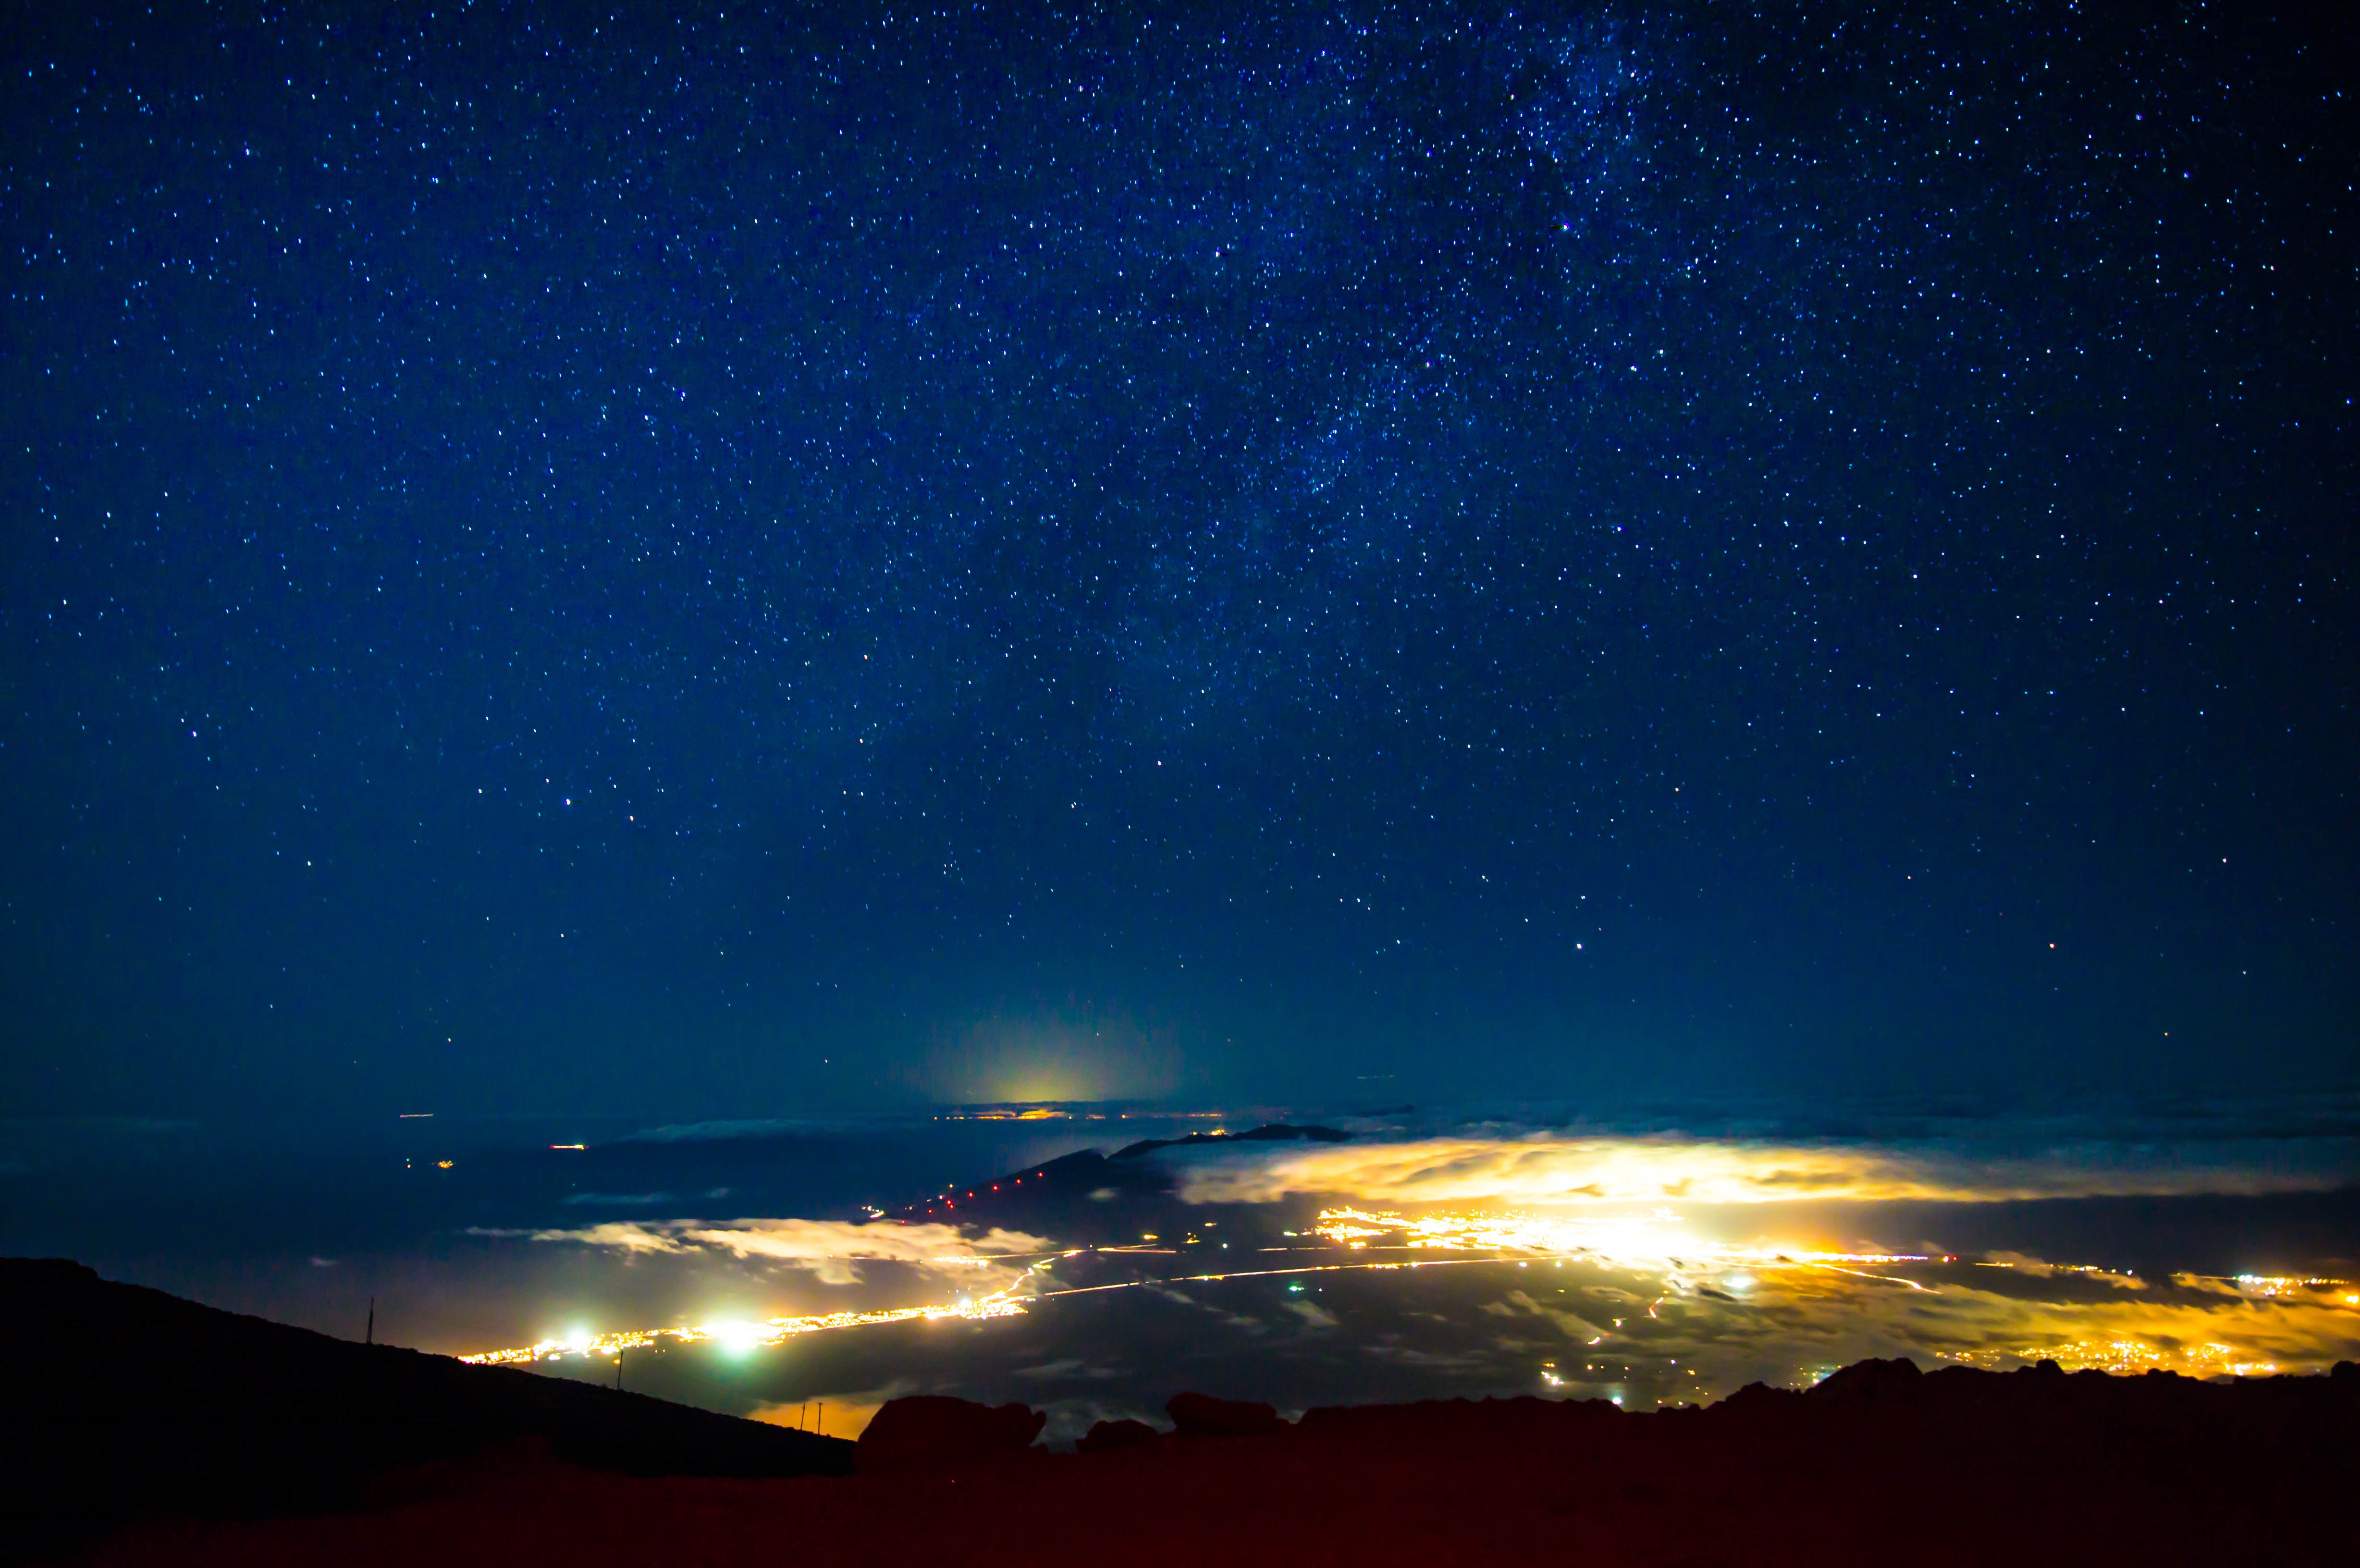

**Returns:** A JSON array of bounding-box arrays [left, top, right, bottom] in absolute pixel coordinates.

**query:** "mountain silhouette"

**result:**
[[0, 1258, 848, 1560]]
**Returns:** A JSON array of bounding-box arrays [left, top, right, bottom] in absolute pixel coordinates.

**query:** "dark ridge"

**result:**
[[889, 1124, 1349, 1217], [1107, 1123, 1352, 1160], [883, 1145, 1170, 1225], [104, 1360, 2360, 1563], [884, 1125, 1349, 1237], [0, 1258, 850, 1561]]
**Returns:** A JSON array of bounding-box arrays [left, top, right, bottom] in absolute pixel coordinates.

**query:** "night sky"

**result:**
[[4, 2, 2352, 1125]]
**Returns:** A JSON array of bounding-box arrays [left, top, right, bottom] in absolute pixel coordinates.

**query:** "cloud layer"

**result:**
[[499, 1218, 1052, 1285], [1165, 1134, 2359, 1207]]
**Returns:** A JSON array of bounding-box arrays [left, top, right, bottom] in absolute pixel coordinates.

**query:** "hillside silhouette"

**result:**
[[0, 1258, 848, 1561]]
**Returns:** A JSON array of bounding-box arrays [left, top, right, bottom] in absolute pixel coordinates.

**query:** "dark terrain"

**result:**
[[0, 1259, 848, 1562], [10, 1257, 2357, 1565]]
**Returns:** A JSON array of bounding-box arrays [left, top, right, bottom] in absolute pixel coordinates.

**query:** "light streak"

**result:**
[[458, 1250, 1579, 1365], [459, 1260, 1064, 1366], [2226, 1274, 2348, 1300]]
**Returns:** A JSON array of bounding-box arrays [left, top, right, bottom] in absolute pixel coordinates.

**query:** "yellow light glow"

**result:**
[[1942, 1340, 2278, 1378], [1171, 1135, 2351, 1207], [1309, 1205, 1929, 1276], [457, 1213, 2360, 1390], [708, 1321, 766, 1354], [459, 1260, 1063, 1366]]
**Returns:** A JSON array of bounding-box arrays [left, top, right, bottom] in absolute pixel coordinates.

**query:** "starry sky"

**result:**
[[3, 1, 2352, 1123]]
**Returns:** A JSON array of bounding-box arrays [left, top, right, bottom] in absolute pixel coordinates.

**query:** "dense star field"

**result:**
[[2, 2, 2352, 1120]]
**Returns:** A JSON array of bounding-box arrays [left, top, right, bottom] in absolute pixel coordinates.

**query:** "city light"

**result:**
[[461, 1292, 1033, 1367], [1309, 1205, 1932, 1276], [1941, 1340, 2281, 1378]]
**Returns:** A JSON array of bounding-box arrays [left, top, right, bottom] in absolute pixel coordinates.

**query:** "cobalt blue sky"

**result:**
[[2, 1, 2352, 1121]]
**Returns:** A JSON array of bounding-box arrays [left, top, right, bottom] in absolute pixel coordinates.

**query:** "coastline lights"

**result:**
[[1942, 1340, 2281, 1378], [459, 1259, 1061, 1367]]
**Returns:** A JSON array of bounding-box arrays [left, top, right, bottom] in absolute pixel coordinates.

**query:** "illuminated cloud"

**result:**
[[1165, 1134, 2356, 1207], [493, 1218, 1053, 1285], [1499, 1263, 2360, 1380], [477, 1220, 685, 1255]]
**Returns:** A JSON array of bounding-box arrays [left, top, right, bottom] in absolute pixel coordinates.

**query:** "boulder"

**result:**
[[1074, 1418, 1160, 1454], [854, 1396, 1045, 1471], [1166, 1391, 1284, 1438]]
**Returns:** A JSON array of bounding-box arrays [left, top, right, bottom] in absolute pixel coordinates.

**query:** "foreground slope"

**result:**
[[0, 1258, 848, 1560], [88, 1353, 2360, 1566]]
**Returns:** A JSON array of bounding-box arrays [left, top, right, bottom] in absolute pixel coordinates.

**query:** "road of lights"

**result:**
[[458, 1261, 1060, 1366], [2220, 1274, 2353, 1301]]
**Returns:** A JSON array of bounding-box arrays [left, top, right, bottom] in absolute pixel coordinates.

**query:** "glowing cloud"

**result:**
[[1164, 1134, 2356, 1206], [492, 1217, 1053, 1284]]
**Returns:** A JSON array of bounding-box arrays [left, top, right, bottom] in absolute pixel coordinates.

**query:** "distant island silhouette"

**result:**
[[885, 1121, 1348, 1229]]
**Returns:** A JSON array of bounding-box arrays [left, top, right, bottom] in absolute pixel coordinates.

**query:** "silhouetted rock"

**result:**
[[0, 1256, 849, 1560], [92, 1353, 2360, 1564], [855, 1396, 1046, 1471], [1166, 1391, 1284, 1438], [1807, 1355, 1924, 1403], [1075, 1417, 1160, 1453], [1298, 1393, 1622, 1439], [1715, 1379, 1794, 1413]]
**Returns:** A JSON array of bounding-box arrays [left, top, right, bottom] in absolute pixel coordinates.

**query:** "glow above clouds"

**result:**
[[494, 1218, 1053, 1285], [1166, 1134, 2358, 1206]]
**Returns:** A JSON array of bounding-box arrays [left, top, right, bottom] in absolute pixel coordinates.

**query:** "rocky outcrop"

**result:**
[[854, 1396, 1046, 1471], [1165, 1391, 1285, 1438], [1074, 1417, 1160, 1454]]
